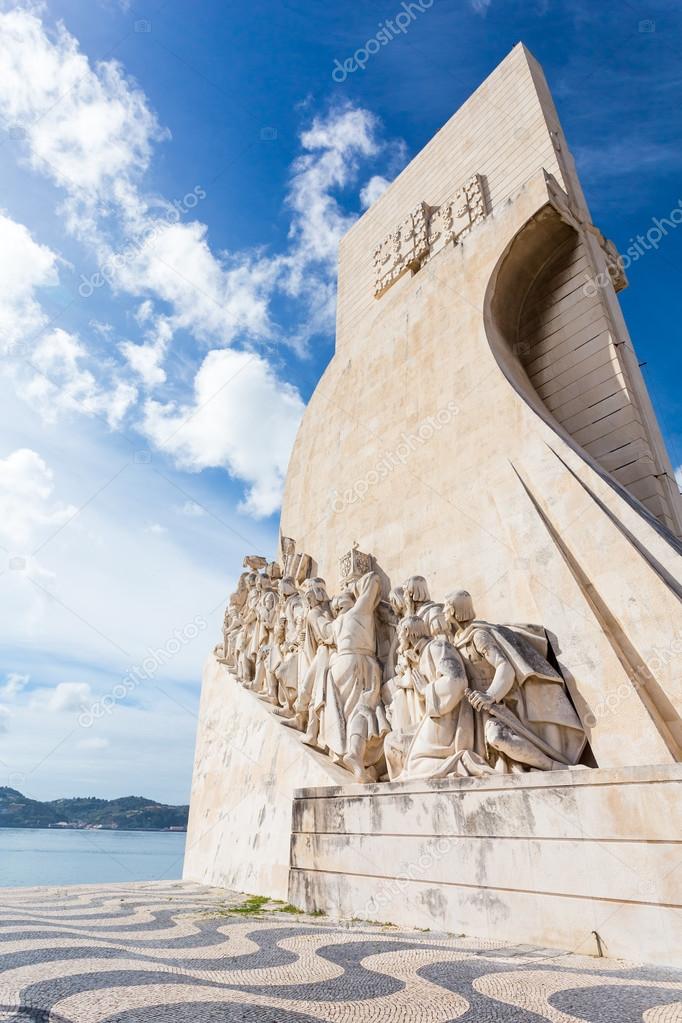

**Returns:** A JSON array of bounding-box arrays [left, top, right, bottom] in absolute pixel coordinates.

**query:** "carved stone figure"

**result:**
[[303, 589, 353, 750], [218, 572, 251, 667], [382, 615, 430, 780], [403, 576, 431, 616], [444, 590, 587, 772], [313, 572, 389, 782], [273, 577, 305, 715], [243, 555, 268, 572], [403, 575, 442, 629], [339, 543, 374, 588], [399, 612, 493, 780], [235, 573, 260, 684], [294, 580, 334, 739], [251, 588, 278, 694], [377, 585, 404, 683], [257, 576, 295, 704], [221, 606, 243, 669], [216, 550, 590, 785], [241, 574, 271, 686]]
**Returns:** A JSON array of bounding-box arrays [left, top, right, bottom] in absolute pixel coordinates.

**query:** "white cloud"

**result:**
[[0, 7, 165, 230], [0, 8, 389, 334], [112, 104, 389, 358], [0, 706, 10, 733], [177, 501, 206, 518], [141, 348, 304, 517], [284, 105, 380, 292], [77, 736, 110, 750], [1, 671, 199, 800], [145, 522, 167, 535], [128, 105, 391, 513], [675, 465, 682, 492], [40, 681, 93, 713], [0, 448, 77, 550], [119, 338, 167, 388], [575, 140, 682, 180], [88, 319, 114, 339], [269, 103, 390, 353], [360, 174, 391, 208], [0, 377, 236, 675], [119, 313, 173, 388], [0, 672, 29, 701], [116, 220, 277, 346], [0, 448, 72, 609], [134, 299, 154, 325], [0, 364, 239, 803], [0, 212, 137, 427], [18, 327, 138, 427], [470, 0, 492, 12], [0, 211, 59, 353], [0, 9, 401, 521]]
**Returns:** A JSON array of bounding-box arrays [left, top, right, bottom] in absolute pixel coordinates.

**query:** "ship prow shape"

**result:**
[[185, 44, 682, 967], [183, 654, 349, 898]]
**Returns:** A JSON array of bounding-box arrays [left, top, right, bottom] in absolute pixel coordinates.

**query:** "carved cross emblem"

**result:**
[[373, 174, 487, 299]]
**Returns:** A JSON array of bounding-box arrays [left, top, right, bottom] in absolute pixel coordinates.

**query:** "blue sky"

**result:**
[[0, 0, 680, 804]]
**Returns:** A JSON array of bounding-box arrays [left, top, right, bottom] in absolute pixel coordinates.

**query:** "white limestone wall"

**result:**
[[334, 44, 564, 356], [183, 655, 348, 899], [290, 764, 682, 967], [282, 165, 682, 768], [280, 52, 682, 771], [327, 42, 681, 537]]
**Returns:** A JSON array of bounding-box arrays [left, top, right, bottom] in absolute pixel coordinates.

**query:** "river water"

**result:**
[[0, 827, 186, 887]]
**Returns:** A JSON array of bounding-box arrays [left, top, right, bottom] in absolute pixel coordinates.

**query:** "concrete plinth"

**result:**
[[290, 764, 682, 967]]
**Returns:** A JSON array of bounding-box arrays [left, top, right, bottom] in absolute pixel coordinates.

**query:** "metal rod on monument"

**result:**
[[464, 689, 573, 766]]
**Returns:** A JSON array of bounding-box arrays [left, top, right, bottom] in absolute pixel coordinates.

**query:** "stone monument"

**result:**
[[184, 44, 682, 967]]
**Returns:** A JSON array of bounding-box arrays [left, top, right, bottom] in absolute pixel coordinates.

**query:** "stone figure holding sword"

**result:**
[[444, 590, 586, 773]]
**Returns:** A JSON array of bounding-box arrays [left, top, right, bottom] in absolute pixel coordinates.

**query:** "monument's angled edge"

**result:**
[[279, 45, 682, 765], [288, 41, 682, 548], [185, 44, 682, 968]]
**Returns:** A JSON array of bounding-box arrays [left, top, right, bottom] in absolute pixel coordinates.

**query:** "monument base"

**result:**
[[185, 657, 681, 966], [183, 655, 349, 899], [290, 764, 682, 967]]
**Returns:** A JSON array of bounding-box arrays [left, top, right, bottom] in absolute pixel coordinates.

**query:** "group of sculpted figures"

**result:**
[[217, 545, 588, 784]]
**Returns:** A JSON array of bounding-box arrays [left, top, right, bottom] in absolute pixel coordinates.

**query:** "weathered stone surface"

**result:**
[[290, 763, 682, 967], [183, 655, 348, 899]]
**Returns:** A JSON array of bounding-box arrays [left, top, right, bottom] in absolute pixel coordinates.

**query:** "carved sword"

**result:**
[[464, 688, 573, 767]]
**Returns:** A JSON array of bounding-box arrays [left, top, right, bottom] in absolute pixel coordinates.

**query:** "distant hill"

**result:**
[[0, 788, 188, 831]]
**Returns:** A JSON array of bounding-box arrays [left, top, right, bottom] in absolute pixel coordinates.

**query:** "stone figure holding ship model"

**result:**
[[217, 543, 588, 783]]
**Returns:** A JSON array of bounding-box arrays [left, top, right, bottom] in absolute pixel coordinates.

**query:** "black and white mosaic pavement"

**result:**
[[0, 881, 679, 1021]]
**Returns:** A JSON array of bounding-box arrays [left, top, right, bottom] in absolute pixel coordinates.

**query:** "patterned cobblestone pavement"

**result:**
[[0, 881, 679, 1021]]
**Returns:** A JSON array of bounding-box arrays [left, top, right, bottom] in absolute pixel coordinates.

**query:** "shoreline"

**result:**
[[0, 825, 186, 833]]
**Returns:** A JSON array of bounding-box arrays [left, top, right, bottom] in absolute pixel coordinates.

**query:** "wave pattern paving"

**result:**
[[0, 881, 679, 1021]]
